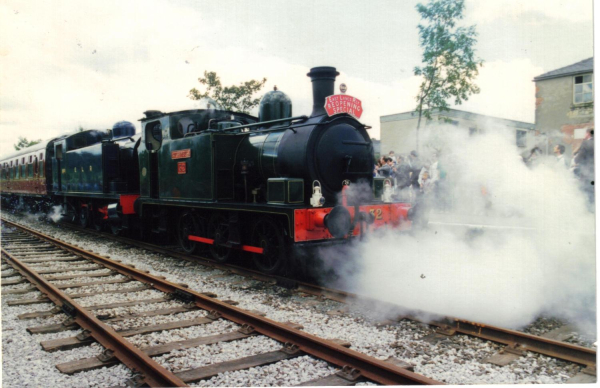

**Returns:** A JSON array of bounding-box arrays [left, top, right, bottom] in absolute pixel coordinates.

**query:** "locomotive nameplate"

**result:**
[[325, 95, 363, 119], [177, 162, 187, 174], [172, 149, 191, 159]]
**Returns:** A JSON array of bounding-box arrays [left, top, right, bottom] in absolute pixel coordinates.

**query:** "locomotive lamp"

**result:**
[[310, 181, 326, 207]]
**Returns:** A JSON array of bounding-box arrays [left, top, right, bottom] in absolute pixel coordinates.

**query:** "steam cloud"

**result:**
[[48, 205, 64, 223], [325, 124, 595, 335]]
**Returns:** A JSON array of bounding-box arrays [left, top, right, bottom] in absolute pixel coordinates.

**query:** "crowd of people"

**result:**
[[373, 149, 447, 207], [524, 128, 595, 208], [375, 127, 595, 212]]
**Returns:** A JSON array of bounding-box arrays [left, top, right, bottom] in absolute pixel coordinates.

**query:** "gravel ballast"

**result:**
[[2, 214, 595, 386]]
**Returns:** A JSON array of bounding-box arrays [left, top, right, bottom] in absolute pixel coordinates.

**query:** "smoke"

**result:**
[[47, 205, 64, 223], [322, 124, 596, 335]]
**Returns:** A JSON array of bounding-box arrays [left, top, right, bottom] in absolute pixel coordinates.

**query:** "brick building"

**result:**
[[533, 57, 594, 157]]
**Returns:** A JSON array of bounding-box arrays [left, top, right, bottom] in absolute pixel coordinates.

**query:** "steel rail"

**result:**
[[62, 219, 597, 368], [1, 248, 187, 387], [434, 320, 596, 367], [2, 219, 441, 385]]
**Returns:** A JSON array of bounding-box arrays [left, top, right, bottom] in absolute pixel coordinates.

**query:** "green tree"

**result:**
[[189, 71, 267, 114], [414, 0, 483, 151], [14, 136, 42, 151]]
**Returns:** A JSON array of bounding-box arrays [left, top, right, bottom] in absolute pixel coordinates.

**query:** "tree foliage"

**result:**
[[414, 0, 483, 149], [14, 137, 42, 151], [189, 71, 267, 114]]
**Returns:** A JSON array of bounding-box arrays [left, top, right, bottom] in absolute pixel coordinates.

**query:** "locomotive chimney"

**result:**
[[307, 66, 339, 117]]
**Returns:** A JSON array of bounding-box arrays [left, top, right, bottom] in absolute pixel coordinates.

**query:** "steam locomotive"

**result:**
[[0, 66, 418, 274]]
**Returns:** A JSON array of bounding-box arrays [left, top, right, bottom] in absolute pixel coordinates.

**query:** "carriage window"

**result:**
[[39, 161, 44, 177], [40, 153, 44, 160], [28, 163, 33, 177], [56, 145, 63, 160]]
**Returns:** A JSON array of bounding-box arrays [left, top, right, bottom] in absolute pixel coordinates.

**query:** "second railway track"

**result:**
[[2, 215, 596, 385]]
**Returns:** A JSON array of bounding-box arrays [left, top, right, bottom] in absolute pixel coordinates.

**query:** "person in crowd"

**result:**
[[394, 155, 411, 189], [553, 144, 568, 169], [407, 151, 422, 198], [377, 156, 395, 178], [418, 162, 431, 187], [420, 170, 434, 195], [524, 147, 542, 168], [433, 151, 450, 211], [373, 156, 385, 177], [388, 150, 397, 164], [392, 155, 411, 201], [573, 128, 595, 206]]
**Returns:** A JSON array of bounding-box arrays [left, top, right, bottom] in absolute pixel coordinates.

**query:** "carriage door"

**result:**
[[144, 121, 163, 198], [53, 144, 64, 192]]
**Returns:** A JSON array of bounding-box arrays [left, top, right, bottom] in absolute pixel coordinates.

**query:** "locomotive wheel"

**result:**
[[91, 205, 104, 231], [110, 224, 122, 236], [79, 204, 90, 228], [250, 217, 286, 275], [66, 203, 78, 224], [177, 211, 204, 254], [207, 213, 232, 263]]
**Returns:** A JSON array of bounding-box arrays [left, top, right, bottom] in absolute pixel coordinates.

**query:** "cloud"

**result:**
[[458, 59, 544, 123], [466, 0, 593, 23], [0, 0, 591, 155]]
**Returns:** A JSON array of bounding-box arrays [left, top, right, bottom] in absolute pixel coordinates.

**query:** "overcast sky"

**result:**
[[0, 0, 594, 153]]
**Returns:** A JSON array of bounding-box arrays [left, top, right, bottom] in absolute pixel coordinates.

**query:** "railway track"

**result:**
[[1, 219, 440, 386], [51, 218, 599, 367], [2, 215, 596, 384]]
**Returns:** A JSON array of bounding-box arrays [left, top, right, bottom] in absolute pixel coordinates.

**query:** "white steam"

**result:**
[[329, 124, 595, 335], [48, 205, 64, 223]]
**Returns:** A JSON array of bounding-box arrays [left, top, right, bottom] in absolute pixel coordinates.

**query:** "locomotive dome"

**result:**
[[258, 87, 292, 125], [112, 121, 136, 139]]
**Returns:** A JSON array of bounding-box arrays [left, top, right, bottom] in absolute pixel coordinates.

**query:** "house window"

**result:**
[[574, 74, 593, 104], [516, 130, 527, 147]]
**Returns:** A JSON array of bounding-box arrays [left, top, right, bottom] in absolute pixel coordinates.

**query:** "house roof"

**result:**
[[534, 57, 593, 81], [380, 108, 535, 130]]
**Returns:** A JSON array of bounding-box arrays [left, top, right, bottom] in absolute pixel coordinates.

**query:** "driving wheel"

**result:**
[[250, 217, 286, 274], [207, 213, 232, 262], [177, 211, 205, 254], [79, 204, 90, 228]]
